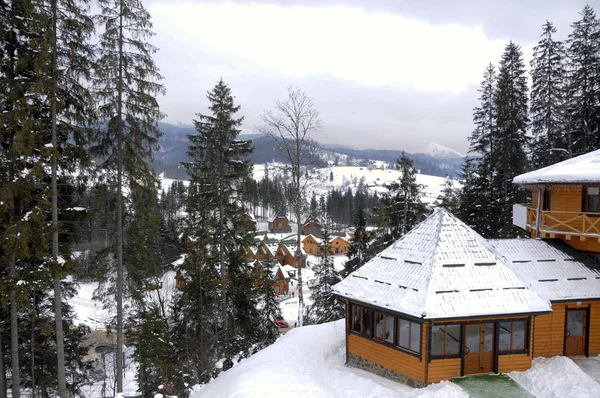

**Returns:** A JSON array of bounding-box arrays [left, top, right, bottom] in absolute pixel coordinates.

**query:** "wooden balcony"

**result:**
[[517, 205, 600, 240]]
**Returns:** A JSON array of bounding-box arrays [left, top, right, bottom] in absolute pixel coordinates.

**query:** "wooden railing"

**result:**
[[523, 206, 600, 236]]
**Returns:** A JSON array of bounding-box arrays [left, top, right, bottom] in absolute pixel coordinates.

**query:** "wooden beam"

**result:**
[[550, 233, 555, 238], [580, 236, 586, 241], [565, 235, 572, 241]]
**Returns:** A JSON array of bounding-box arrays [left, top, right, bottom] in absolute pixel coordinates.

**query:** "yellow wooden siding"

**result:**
[[348, 332, 427, 383], [498, 354, 531, 373], [562, 238, 600, 253], [427, 358, 462, 383], [533, 301, 600, 357]]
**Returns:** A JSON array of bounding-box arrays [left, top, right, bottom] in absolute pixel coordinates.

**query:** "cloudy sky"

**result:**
[[146, 0, 591, 153]]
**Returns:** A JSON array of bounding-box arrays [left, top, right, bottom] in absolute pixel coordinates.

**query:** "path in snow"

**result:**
[[572, 355, 600, 384]]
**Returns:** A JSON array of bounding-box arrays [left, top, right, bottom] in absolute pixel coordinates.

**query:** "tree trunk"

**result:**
[[50, 0, 67, 395], [219, 147, 229, 366], [0, 323, 7, 398], [116, 4, 124, 392], [10, 252, 19, 398], [295, 143, 304, 327], [30, 296, 35, 398]]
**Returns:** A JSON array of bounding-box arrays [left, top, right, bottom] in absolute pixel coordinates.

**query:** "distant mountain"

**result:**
[[424, 142, 464, 158], [154, 122, 465, 179]]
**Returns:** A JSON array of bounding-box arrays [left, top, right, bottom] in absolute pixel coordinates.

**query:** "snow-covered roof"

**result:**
[[513, 149, 600, 184], [267, 213, 287, 223], [488, 239, 600, 302], [333, 208, 551, 319]]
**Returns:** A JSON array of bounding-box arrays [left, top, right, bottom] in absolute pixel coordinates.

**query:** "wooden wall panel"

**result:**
[[498, 354, 531, 373], [348, 333, 426, 383], [427, 358, 462, 383], [587, 302, 600, 356], [563, 238, 600, 254]]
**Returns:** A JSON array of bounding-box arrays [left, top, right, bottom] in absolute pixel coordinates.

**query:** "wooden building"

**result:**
[[268, 213, 292, 233], [302, 232, 351, 255], [513, 149, 600, 260], [276, 241, 307, 268], [301, 215, 322, 235], [239, 212, 257, 232], [333, 208, 600, 386], [253, 260, 289, 295]]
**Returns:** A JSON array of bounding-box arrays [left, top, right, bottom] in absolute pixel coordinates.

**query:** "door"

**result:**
[[565, 309, 587, 356], [464, 323, 494, 375]]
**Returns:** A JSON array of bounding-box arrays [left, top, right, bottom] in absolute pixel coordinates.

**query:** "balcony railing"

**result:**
[[516, 205, 600, 237]]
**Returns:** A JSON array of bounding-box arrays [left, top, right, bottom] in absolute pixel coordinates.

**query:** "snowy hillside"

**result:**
[[425, 142, 464, 158], [192, 320, 467, 398], [252, 163, 450, 205]]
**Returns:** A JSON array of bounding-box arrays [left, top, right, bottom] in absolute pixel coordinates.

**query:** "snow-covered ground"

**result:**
[[252, 164, 449, 205], [509, 356, 600, 398], [192, 320, 467, 398], [69, 282, 113, 330]]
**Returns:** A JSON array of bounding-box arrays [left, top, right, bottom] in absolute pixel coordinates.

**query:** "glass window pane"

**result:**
[[375, 312, 385, 340], [352, 305, 361, 332], [499, 321, 512, 351], [431, 326, 445, 355], [362, 308, 372, 336], [398, 319, 410, 349], [410, 322, 421, 353], [568, 312, 585, 337], [385, 315, 394, 344], [484, 323, 494, 351], [513, 321, 526, 350], [446, 325, 460, 355], [467, 326, 480, 353]]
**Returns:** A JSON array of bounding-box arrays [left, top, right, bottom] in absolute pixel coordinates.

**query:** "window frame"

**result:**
[[430, 324, 462, 358], [348, 302, 423, 359], [396, 317, 422, 355], [583, 186, 600, 213], [542, 187, 551, 211], [498, 320, 529, 354]]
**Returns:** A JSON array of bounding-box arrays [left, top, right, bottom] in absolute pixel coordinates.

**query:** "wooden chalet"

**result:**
[[253, 260, 289, 295], [302, 232, 351, 255], [276, 241, 307, 268], [268, 213, 292, 233], [239, 212, 257, 232], [513, 149, 600, 261], [301, 215, 322, 235], [333, 208, 600, 386]]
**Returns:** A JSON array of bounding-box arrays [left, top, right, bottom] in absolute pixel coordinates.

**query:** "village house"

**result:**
[[253, 260, 289, 295], [276, 240, 307, 268], [268, 213, 292, 233], [301, 215, 322, 235], [302, 232, 351, 255], [333, 206, 600, 386], [239, 212, 257, 232]]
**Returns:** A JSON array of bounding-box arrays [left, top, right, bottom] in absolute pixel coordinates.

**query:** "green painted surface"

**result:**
[[452, 374, 535, 398]]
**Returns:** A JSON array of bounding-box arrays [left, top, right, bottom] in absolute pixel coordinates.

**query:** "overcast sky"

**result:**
[[146, 0, 592, 153]]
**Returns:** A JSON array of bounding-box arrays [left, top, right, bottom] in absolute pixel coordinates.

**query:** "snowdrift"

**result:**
[[192, 320, 466, 398]]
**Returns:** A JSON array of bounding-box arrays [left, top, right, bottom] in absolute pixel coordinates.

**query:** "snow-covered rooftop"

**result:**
[[488, 239, 600, 302], [333, 208, 551, 319], [513, 149, 600, 184]]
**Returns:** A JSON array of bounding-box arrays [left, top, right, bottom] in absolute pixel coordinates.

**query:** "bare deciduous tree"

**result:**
[[259, 86, 322, 327]]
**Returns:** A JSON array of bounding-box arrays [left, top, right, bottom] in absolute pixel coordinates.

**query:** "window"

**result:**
[[373, 312, 395, 343], [431, 325, 461, 356], [584, 187, 599, 213], [351, 305, 361, 333], [374, 312, 385, 340], [542, 187, 551, 211], [362, 307, 372, 336], [499, 321, 527, 352], [397, 318, 421, 353]]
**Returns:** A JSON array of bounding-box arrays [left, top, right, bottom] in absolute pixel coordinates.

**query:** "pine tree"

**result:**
[[440, 175, 459, 213], [256, 258, 282, 349], [493, 41, 529, 237], [183, 80, 257, 372], [530, 20, 568, 168], [305, 229, 344, 324], [565, 5, 600, 156], [94, 0, 165, 390], [373, 152, 429, 247], [345, 208, 369, 275]]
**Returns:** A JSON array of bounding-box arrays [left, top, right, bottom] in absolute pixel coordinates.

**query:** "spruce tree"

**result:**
[[183, 80, 256, 372], [94, 0, 165, 390], [493, 41, 529, 237], [305, 229, 344, 324], [345, 208, 369, 275], [530, 20, 568, 168], [372, 152, 428, 247], [256, 258, 282, 349], [439, 175, 459, 213], [565, 5, 600, 156]]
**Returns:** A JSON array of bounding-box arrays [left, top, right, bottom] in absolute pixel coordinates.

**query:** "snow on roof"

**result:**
[[281, 264, 296, 273], [513, 149, 600, 184], [333, 208, 551, 319], [488, 239, 600, 302], [267, 213, 287, 223]]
